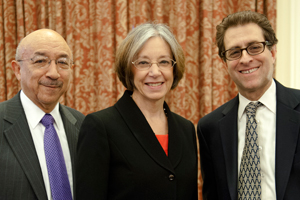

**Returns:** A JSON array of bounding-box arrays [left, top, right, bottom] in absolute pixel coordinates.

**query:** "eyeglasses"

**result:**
[[132, 58, 176, 71], [221, 41, 272, 61], [17, 55, 73, 70]]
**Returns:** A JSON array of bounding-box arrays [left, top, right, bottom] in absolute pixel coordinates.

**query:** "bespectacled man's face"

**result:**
[[223, 23, 277, 100], [12, 30, 72, 112]]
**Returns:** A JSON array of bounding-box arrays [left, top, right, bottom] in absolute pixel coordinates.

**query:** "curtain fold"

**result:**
[[0, 0, 276, 198]]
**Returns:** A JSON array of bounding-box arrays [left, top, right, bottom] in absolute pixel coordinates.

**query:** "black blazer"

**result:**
[[0, 92, 85, 200], [197, 80, 300, 200], [76, 90, 198, 200]]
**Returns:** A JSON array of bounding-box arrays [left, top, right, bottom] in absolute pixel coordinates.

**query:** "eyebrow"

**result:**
[[137, 55, 172, 59], [227, 41, 261, 50], [33, 51, 70, 58]]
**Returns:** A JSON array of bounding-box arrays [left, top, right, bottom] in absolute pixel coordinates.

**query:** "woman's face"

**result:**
[[131, 36, 174, 104]]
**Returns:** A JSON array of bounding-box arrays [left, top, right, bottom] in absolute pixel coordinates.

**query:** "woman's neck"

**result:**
[[131, 92, 165, 117], [131, 92, 168, 135]]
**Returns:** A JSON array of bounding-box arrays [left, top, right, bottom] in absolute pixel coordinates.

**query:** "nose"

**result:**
[[45, 60, 60, 79], [148, 63, 161, 76], [239, 49, 253, 64]]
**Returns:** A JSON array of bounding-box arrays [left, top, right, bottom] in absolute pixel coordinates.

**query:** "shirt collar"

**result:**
[[238, 79, 276, 121], [20, 90, 61, 130]]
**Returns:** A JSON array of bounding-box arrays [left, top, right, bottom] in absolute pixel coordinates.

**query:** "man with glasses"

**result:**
[[0, 29, 84, 200], [198, 10, 300, 200]]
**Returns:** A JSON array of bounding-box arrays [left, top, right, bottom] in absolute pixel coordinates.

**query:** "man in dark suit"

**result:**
[[0, 29, 84, 200], [198, 10, 300, 200]]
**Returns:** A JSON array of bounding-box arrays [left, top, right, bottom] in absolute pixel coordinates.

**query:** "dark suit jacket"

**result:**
[[197, 80, 300, 200], [0, 92, 85, 200], [76, 90, 198, 200]]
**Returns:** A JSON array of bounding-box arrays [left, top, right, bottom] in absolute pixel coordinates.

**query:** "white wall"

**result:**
[[276, 0, 300, 89]]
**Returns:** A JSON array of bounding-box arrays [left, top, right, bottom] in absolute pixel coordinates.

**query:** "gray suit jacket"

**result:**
[[198, 80, 300, 200], [0, 92, 85, 200]]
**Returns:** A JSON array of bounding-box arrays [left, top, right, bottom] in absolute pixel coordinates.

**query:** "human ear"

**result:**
[[11, 60, 21, 81], [270, 44, 277, 63]]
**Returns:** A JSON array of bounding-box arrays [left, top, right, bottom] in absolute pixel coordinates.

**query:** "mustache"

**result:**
[[39, 80, 63, 87]]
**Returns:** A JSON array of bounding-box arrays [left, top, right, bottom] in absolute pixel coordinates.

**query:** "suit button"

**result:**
[[169, 174, 175, 181]]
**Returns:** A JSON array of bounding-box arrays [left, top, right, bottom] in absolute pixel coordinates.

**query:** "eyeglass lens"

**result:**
[[31, 56, 72, 69], [224, 42, 266, 61], [133, 59, 175, 70]]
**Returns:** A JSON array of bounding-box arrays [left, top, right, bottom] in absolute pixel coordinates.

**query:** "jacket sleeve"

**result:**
[[76, 113, 110, 199], [197, 122, 219, 200]]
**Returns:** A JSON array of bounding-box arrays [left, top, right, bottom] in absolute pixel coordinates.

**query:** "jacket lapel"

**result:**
[[164, 103, 183, 168], [3, 93, 47, 200], [219, 96, 239, 200], [115, 90, 176, 173], [275, 81, 300, 200]]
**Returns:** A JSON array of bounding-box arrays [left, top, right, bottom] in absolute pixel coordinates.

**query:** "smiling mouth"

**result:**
[[40, 80, 63, 88], [146, 82, 163, 86], [240, 67, 259, 74], [42, 84, 60, 89]]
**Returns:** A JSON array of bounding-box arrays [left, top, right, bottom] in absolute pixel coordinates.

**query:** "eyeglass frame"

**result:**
[[17, 55, 74, 70], [221, 41, 272, 61], [131, 58, 176, 71]]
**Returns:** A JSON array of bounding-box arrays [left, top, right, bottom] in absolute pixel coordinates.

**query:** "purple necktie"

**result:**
[[41, 114, 73, 200]]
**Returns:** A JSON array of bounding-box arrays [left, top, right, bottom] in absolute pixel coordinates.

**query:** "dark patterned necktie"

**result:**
[[238, 102, 262, 200], [41, 114, 73, 200]]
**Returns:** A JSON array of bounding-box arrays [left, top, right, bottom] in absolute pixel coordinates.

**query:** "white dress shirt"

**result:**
[[20, 91, 73, 200], [237, 80, 277, 200]]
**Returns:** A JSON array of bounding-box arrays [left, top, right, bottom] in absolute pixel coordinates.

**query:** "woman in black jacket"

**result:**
[[76, 22, 198, 200]]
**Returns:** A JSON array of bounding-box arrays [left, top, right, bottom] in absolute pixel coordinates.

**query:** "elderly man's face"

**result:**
[[12, 30, 72, 113]]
